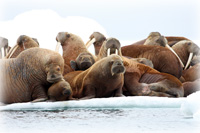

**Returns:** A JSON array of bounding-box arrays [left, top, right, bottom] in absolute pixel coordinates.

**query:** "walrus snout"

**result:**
[[111, 61, 125, 76], [47, 75, 63, 83], [80, 61, 92, 70], [62, 88, 72, 96]]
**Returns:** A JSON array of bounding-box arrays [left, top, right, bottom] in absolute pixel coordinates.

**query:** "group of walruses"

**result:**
[[0, 31, 199, 104]]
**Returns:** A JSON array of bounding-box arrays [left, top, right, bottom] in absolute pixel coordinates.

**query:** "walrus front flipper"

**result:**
[[32, 98, 48, 103], [70, 60, 78, 70]]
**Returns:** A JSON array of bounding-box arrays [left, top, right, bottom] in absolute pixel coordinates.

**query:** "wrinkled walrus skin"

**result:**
[[0, 47, 64, 104]]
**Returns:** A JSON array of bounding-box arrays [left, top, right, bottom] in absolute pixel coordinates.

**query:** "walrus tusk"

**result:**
[[166, 44, 184, 68], [6, 44, 19, 58], [184, 52, 193, 70], [85, 38, 96, 48], [107, 48, 111, 56], [111, 71, 115, 76], [55, 42, 61, 52], [23, 42, 26, 50], [1, 47, 4, 58], [115, 49, 118, 55]]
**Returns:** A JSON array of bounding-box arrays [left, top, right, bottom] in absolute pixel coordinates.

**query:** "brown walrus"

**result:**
[[48, 80, 73, 101], [56, 32, 95, 75], [64, 54, 125, 99], [183, 79, 200, 97], [70, 52, 95, 71], [0, 47, 64, 104], [86, 32, 183, 78], [6, 35, 39, 58], [97, 38, 184, 97], [171, 40, 200, 70]]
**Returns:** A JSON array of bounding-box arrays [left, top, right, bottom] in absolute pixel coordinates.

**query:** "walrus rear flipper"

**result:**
[[32, 98, 48, 103]]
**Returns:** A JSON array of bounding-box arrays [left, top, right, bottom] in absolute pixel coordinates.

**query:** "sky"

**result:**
[[0, 0, 200, 52]]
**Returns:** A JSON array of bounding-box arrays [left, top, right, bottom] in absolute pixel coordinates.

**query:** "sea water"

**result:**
[[0, 108, 199, 133], [0, 95, 200, 133]]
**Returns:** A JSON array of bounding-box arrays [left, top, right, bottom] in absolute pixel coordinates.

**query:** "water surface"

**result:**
[[0, 108, 199, 133]]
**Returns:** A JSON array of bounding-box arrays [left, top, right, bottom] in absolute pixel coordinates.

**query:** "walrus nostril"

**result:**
[[63, 89, 71, 96], [51, 74, 56, 79], [81, 62, 92, 69]]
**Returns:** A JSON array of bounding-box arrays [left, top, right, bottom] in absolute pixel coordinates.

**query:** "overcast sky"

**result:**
[[0, 0, 200, 41]]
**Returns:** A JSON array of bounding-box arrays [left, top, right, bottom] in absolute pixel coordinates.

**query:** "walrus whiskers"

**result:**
[[55, 42, 61, 53], [184, 52, 193, 70], [86, 38, 96, 48]]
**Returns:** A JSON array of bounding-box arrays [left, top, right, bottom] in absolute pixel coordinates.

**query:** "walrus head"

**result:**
[[48, 80, 72, 101], [105, 38, 122, 57], [17, 35, 39, 49], [70, 52, 95, 71], [144, 32, 167, 47], [85, 32, 106, 55], [45, 55, 64, 83], [46, 64, 64, 83], [109, 55, 125, 76], [55, 32, 84, 52], [6, 35, 39, 58]]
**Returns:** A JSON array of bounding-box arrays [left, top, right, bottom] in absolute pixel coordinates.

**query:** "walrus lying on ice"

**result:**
[[0, 47, 64, 104]]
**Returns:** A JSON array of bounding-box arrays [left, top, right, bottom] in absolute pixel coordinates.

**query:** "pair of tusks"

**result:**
[[166, 44, 193, 70], [85, 38, 96, 48], [107, 48, 118, 56], [184, 52, 193, 70], [55, 42, 61, 52], [6, 42, 27, 58], [6, 44, 19, 58]]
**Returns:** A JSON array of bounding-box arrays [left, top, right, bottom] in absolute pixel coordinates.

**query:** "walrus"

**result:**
[[97, 38, 184, 97], [86, 32, 106, 55], [6, 35, 39, 58], [0, 47, 64, 104], [123, 57, 184, 97], [64, 54, 125, 99], [183, 79, 200, 97], [0, 37, 9, 58], [143, 32, 165, 46], [180, 63, 200, 82], [70, 52, 95, 71], [143, 32, 184, 68], [191, 55, 200, 66], [86, 32, 183, 78], [86, 31, 190, 55], [56, 32, 95, 75], [171, 40, 200, 70], [130, 58, 154, 68], [48, 80, 73, 101]]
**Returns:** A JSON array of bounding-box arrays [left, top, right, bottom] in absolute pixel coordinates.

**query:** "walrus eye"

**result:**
[[109, 61, 114, 65], [57, 67, 61, 71], [188, 42, 191, 45]]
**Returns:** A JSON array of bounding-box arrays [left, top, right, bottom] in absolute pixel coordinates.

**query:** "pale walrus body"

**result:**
[[0, 47, 64, 104]]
